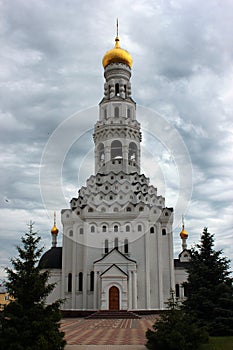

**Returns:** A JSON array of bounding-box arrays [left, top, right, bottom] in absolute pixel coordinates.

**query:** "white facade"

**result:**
[[40, 36, 190, 311]]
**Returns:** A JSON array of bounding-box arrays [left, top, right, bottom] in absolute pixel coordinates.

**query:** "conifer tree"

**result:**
[[145, 290, 208, 350], [0, 223, 66, 350], [184, 227, 233, 336]]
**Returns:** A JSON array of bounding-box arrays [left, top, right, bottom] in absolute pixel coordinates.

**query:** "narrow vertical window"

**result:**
[[175, 284, 180, 298], [162, 228, 166, 236], [78, 272, 83, 292], [105, 239, 109, 254], [124, 239, 129, 254], [183, 283, 188, 297], [114, 106, 119, 117], [90, 271, 94, 291], [68, 273, 72, 292], [114, 225, 118, 232], [126, 225, 130, 232], [114, 237, 118, 250], [115, 83, 119, 95]]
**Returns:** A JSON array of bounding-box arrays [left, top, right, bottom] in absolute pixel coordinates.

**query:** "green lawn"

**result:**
[[201, 336, 233, 350]]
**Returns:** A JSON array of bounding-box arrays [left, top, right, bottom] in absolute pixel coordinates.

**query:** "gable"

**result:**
[[101, 264, 128, 278], [94, 248, 136, 265]]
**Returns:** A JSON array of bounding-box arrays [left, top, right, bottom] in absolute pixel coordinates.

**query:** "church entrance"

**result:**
[[109, 286, 119, 310]]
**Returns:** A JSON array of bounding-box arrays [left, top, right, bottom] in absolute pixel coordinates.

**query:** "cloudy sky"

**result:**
[[0, 0, 233, 279]]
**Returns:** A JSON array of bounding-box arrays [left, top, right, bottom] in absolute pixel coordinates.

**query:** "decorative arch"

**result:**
[[128, 142, 137, 161], [98, 143, 105, 161], [111, 140, 122, 159], [109, 286, 119, 310]]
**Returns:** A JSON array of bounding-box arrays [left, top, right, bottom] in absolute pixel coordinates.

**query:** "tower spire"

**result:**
[[180, 215, 189, 250], [116, 18, 119, 37]]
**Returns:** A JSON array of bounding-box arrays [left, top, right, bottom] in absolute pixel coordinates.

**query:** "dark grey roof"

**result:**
[[174, 259, 190, 268], [39, 247, 62, 269]]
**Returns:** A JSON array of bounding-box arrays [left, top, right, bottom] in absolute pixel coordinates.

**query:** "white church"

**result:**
[[39, 33, 190, 313]]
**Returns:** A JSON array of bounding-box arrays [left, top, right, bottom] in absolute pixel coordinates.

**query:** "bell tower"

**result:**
[[93, 32, 141, 175]]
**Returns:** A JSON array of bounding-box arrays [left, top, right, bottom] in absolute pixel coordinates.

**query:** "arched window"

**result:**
[[114, 106, 119, 117], [127, 108, 131, 118], [138, 224, 142, 232], [102, 225, 107, 233], [128, 142, 137, 161], [139, 206, 144, 212], [104, 108, 107, 118], [79, 227, 83, 235], [124, 239, 129, 254], [98, 143, 105, 161], [150, 227, 155, 234], [90, 225, 95, 233], [175, 284, 180, 298], [104, 239, 109, 254], [88, 207, 93, 212], [78, 272, 83, 292], [68, 273, 72, 292], [111, 140, 122, 159], [90, 271, 94, 291], [114, 225, 118, 232], [162, 228, 166, 236], [183, 283, 188, 297], [115, 83, 119, 96], [114, 237, 118, 249], [126, 207, 132, 212], [126, 225, 130, 232]]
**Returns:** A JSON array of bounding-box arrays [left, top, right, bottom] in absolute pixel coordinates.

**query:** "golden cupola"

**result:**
[[51, 212, 59, 236], [102, 36, 133, 69], [180, 221, 189, 239]]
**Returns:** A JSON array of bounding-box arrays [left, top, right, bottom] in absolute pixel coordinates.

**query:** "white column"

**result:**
[[145, 231, 150, 309], [93, 271, 98, 310], [157, 223, 163, 309], [128, 270, 132, 309], [133, 271, 137, 309], [71, 242, 76, 309]]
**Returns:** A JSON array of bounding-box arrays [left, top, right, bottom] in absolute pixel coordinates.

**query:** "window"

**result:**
[[114, 237, 118, 249], [126, 207, 132, 212], [139, 206, 144, 212], [90, 271, 94, 291], [98, 143, 105, 161], [114, 225, 118, 232], [115, 83, 119, 95], [126, 225, 130, 232], [78, 272, 83, 291], [127, 108, 131, 118], [183, 283, 188, 297], [124, 239, 129, 254], [128, 142, 137, 161], [114, 106, 119, 117], [91, 225, 95, 233], [162, 229, 166, 236], [88, 207, 93, 212], [150, 227, 155, 234], [175, 284, 180, 298], [79, 227, 83, 235], [138, 224, 142, 232], [105, 239, 109, 254], [68, 273, 72, 292], [111, 140, 122, 159], [102, 225, 107, 233]]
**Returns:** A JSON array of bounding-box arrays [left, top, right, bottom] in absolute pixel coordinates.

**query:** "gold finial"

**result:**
[[180, 215, 188, 239], [51, 211, 59, 235]]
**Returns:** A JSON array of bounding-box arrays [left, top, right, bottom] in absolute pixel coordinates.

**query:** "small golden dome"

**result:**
[[180, 225, 189, 239], [51, 224, 59, 235], [102, 36, 133, 68]]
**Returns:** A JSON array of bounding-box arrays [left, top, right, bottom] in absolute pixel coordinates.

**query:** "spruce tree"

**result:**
[[0, 223, 66, 350], [145, 291, 208, 350], [184, 227, 233, 336]]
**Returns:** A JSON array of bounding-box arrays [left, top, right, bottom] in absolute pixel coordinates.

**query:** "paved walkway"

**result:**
[[61, 315, 158, 349]]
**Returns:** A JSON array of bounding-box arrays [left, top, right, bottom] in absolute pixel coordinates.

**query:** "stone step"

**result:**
[[86, 310, 141, 319]]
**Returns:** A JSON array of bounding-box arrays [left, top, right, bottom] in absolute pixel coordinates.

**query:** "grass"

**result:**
[[201, 336, 233, 350]]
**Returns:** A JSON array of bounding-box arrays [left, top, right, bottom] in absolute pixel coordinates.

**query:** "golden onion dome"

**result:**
[[180, 225, 189, 239], [102, 36, 133, 68], [51, 224, 59, 235]]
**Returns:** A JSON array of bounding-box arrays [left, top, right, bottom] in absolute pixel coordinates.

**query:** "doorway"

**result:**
[[109, 286, 119, 310]]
